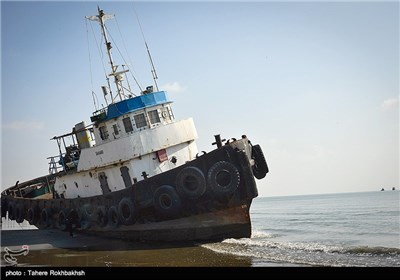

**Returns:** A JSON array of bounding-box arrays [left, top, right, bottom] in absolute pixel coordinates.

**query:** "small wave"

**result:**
[[201, 240, 337, 266], [220, 237, 343, 254], [344, 246, 400, 256], [221, 237, 400, 256], [201, 237, 400, 267], [251, 229, 275, 239]]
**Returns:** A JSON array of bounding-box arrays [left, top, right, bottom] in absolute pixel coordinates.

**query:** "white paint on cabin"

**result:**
[[53, 104, 199, 199]]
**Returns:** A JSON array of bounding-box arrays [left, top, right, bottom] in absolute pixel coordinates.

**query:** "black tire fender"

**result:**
[[118, 198, 136, 225], [207, 161, 240, 198], [1, 197, 8, 218], [251, 144, 268, 179], [7, 202, 15, 220], [82, 204, 94, 219], [95, 206, 108, 227], [153, 185, 182, 219], [40, 208, 52, 228], [15, 203, 25, 224], [107, 206, 120, 228], [79, 204, 92, 229], [176, 166, 206, 200], [57, 209, 68, 231], [27, 207, 37, 225]]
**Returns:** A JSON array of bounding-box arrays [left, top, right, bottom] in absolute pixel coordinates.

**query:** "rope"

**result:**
[[85, 19, 98, 111], [115, 16, 144, 94]]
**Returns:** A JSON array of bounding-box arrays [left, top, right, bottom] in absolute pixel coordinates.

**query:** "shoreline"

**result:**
[[0, 229, 292, 267]]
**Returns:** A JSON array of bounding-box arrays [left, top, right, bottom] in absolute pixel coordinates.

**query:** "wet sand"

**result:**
[[0, 229, 286, 267]]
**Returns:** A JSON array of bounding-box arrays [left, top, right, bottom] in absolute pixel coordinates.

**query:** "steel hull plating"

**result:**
[[86, 203, 252, 242]]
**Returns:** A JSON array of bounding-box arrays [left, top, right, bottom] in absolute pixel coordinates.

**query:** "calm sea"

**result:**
[[203, 190, 400, 266], [1, 191, 399, 267]]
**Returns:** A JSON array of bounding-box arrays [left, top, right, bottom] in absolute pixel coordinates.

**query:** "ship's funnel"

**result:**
[[75, 121, 92, 149]]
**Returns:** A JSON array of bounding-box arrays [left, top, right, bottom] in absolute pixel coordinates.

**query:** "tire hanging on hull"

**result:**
[[176, 166, 206, 200], [7, 202, 15, 220], [27, 207, 38, 225], [251, 144, 268, 179], [79, 204, 92, 229], [118, 197, 136, 225], [1, 197, 7, 218], [95, 206, 108, 227], [153, 185, 182, 219], [40, 208, 52, 228], [57, 209, 68, 231], [15, 203, 25, 224], [207, 161, 240, 199], [107, 206, 120, 228]]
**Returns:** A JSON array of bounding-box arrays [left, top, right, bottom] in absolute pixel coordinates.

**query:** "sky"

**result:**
[[1, 1, 399, 197]]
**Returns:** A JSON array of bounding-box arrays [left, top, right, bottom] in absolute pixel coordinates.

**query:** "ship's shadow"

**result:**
[[1, 229, 213, 252]]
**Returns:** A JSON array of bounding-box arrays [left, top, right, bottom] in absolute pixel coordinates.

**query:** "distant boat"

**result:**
[[392, 187, 396, 191], [381, 188, 385, 191]]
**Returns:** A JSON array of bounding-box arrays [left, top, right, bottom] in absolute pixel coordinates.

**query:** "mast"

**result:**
[[87, 7, 128, 103]]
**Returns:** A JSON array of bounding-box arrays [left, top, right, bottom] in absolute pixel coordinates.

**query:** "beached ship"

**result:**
[[1, 8, 268, 241]]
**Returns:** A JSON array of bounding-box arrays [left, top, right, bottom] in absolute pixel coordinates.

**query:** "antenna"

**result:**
[[132, 4, 160, 92], [145, 42, 159, 91]]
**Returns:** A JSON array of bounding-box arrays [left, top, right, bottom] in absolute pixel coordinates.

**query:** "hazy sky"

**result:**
[[1, 1, 399, 197]]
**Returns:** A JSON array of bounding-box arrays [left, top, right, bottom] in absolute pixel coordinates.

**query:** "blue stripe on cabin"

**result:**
[[104, 91, 171, 121]]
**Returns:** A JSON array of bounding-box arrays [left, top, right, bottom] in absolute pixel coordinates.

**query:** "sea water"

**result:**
[[202, 191, 400, 266]]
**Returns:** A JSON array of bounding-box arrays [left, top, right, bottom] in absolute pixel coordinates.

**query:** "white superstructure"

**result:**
[[48, 9, 199, 199]]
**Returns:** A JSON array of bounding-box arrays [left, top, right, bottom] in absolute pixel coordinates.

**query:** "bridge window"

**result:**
[[134, 113, 147, 129], [99, 126, 109, 140], [148, 110, 160, 124], [122, 117, 133, 133], [113, 124, 119, 135]]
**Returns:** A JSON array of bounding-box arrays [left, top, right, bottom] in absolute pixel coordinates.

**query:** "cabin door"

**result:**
[[98, 172, 111, 194]]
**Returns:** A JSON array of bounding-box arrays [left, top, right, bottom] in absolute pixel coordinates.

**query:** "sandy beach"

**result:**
[[1, 229, 287, 267]]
